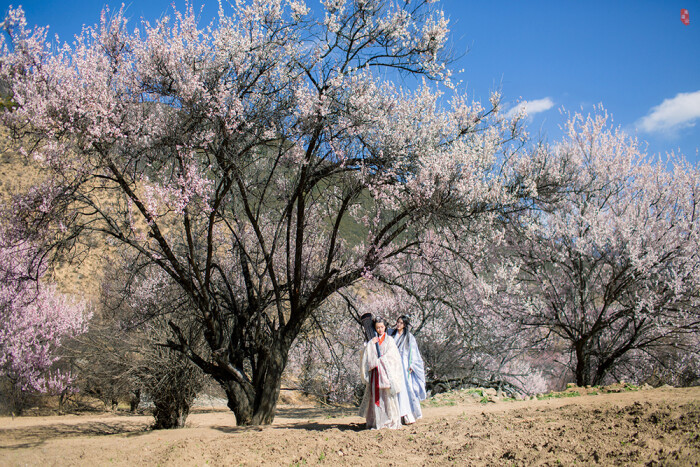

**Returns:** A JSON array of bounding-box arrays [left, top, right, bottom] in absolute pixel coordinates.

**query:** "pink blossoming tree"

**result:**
[[483, 110, 700, 387], [0, 1, 527, 424], [0, 241, 90, 413]]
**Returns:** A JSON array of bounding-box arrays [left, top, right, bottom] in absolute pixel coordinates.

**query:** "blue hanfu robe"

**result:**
[[390, 330, 426, 422]]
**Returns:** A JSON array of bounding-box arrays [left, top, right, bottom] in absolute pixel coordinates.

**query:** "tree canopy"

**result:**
[[0, 0, 526, 424]]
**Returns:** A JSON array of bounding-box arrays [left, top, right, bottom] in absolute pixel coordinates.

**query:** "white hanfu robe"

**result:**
[[358, 333, 406, 429], [392, 330, 426, 423]]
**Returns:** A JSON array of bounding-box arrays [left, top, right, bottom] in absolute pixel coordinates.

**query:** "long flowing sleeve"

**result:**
[[360, 340, 378, 384], [408, 334, 427, 400], [379, 336, 406, 395]]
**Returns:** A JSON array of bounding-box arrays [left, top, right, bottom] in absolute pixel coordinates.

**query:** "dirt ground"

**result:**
[[0, 386, 698, 466]]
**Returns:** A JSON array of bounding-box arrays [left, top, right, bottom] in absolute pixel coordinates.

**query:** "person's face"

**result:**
[[375, 321, 386, 335], [396, 318, 405, 331]]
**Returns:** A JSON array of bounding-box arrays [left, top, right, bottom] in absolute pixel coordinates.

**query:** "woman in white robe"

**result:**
[[358, 317, 406, 429], [389, 315, 426, 424]]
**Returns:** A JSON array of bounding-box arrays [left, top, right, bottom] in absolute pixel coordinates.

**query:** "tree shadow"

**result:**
[[275, 420, 366, 431], [0, 420, 150, 450], [275, 406, 357, 419], [189, 407, 232, 415], [210, 406, 365, 433], [0, 405, 366, 448], [211, 419, 366, 433]]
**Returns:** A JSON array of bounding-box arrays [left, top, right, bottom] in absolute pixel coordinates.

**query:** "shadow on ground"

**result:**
[[275, 406, 357, 420], [0, 420, 149, 450], [209, 405, 363, 433], [0, 404, 363, 449], [210, 419, 365, 433]]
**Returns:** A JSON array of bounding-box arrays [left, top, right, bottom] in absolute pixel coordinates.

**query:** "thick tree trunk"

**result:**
[[252, 350, 286, 425], [218, 342, 288, 426], [221, 378, 255, 426], [574, 340, 589, 387]]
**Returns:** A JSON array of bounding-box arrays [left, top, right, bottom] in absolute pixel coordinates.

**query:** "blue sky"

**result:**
[[441, 1, 700, 165], [3, 0, 700, 164]]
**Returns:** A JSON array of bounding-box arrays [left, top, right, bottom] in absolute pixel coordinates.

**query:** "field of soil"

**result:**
[[0, 386, 699, 466]]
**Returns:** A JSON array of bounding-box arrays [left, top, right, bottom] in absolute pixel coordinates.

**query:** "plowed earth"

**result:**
[[1, 386, 698, 466]]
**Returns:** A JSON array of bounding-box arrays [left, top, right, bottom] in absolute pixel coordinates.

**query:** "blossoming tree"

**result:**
[[484, 110, 700, 387], [0, 241, 90, 412], [0, 0, 525, 424]]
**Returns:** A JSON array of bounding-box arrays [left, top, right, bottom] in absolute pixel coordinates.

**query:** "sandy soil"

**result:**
[[0, 386, 698, 466]]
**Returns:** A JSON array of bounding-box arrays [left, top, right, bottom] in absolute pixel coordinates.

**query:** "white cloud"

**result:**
[[638, 90, 700, 134], [506, 97, 554, 119]]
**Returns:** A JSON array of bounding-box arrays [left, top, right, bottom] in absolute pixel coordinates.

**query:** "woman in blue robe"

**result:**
[[389, 315, 426, 424]]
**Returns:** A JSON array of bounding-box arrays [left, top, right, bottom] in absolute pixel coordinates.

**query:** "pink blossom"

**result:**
[[0, 243, 91, 394]]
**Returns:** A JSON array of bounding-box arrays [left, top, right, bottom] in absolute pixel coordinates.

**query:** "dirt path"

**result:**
[[1, 386, 698, 466]]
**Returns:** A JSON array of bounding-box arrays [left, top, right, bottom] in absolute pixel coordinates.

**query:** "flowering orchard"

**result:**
[[286, 292, 366, 404], [288, 247, 553, 403], [2, 0, 697, 422], [0, 0, 529, 424]]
